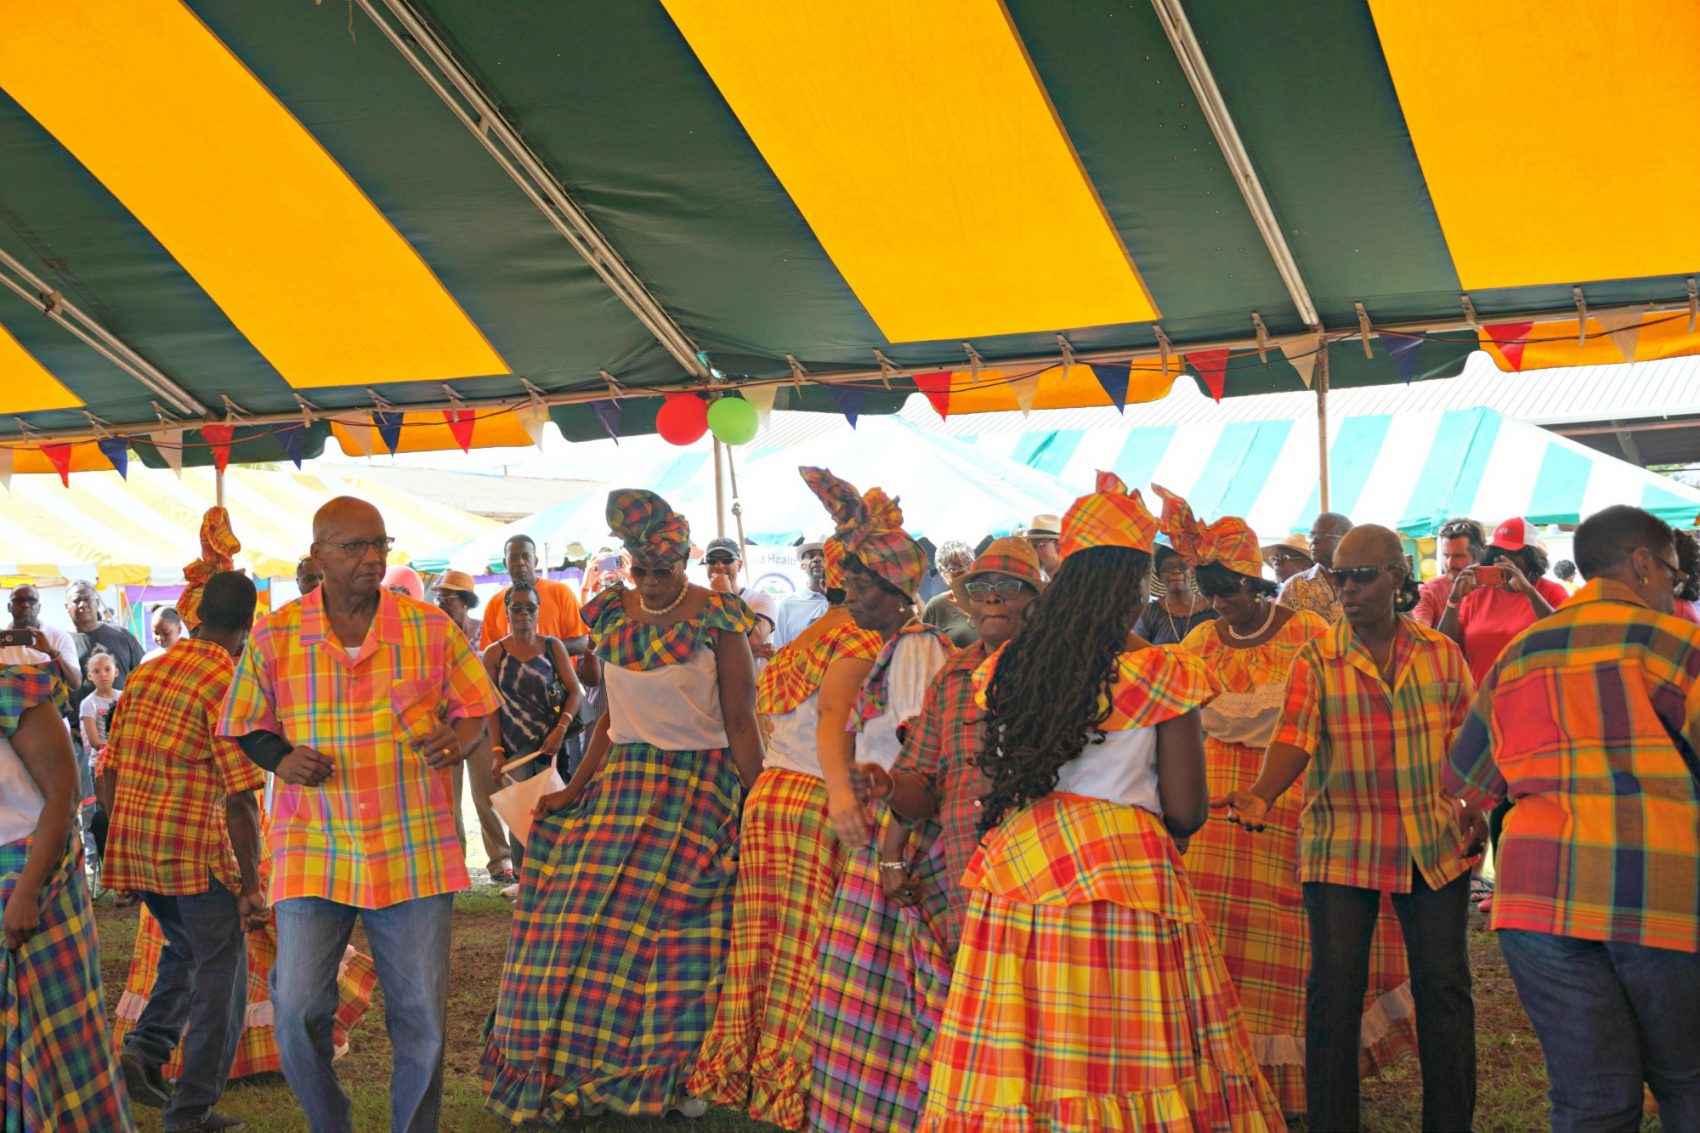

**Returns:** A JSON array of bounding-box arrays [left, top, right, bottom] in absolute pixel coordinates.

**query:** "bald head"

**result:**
[[1335, 524, 1404, 567], [310, 497, 390, 602], [313, 496, 384, 543]]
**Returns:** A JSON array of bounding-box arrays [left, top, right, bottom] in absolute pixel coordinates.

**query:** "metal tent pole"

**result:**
[[215, 464, 226, 509], [1315, 344, 1331, 512], [726, 445, 748, 549], [713, 438, 727, 539]]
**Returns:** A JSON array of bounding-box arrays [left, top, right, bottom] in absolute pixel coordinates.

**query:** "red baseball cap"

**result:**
[[1490, 517, 1538, 552]]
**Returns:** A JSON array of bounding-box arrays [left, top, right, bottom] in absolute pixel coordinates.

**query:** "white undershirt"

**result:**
[[0, 733, 45, 845]]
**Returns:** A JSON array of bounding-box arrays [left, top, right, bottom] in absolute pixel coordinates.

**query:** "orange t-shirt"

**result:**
[[479, 576, 590, 649]]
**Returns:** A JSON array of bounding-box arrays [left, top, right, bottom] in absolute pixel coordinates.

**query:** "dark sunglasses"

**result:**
[[964, 579, 1031, 598], [703, 554, 738, 566], [1325, 563, 1404, 588], [629, 561, 682, 579]]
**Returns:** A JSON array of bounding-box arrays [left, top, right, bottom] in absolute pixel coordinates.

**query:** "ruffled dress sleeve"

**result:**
[[1101, 645, 1216, 731], [0, 665, 67, 736], [756, 616, 882, 716], [587, 588, 756, 672]]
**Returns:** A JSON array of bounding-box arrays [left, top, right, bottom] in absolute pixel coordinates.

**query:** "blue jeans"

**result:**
[[1500, 928, 1700, 1133], [272, 894, 454, 1133], [126, 884, 248, 1132]]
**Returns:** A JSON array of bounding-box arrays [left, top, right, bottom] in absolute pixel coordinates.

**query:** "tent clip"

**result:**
[[220, 395, 249, 421], [1354, 302, 1374, 359], [1250, 313, 1270, 363], [1153, 327, 1173, 379], [365, 389, 396, 414], [151, 401, 184, 428], [1572, 288, 1588, 344], [597, 370, 625, 401], [962, 343, 984, 384], [36, 288, 61, 316], [1056, 334, 1076, 371], [1459, 294, 1478, 327], [82, 411, 112, 439], [872, 350, 898, 391], [1688, 278, 1698, 334], [785, 353, 807, 389], [291, 393, 321, 428]]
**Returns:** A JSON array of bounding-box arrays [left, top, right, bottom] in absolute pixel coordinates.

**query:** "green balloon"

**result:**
[[707, 396, 760, 445]]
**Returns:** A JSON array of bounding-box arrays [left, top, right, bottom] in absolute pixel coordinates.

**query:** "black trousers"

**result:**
[[1303, 869, 1475, 1132]]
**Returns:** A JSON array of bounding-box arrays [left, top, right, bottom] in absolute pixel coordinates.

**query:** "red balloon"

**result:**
[[655, 394, 708, 446]]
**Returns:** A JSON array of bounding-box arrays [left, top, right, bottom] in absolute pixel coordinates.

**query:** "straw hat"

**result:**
[[1261, 532, 1312, 562], [434, 569, 478, 593], [950, 536, 1047, 606]]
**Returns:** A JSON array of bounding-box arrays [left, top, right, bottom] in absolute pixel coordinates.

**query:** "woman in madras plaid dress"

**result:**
[[799, 467, 954, 1133], [482, 489, 765, 1122], [0, 665, 134, 1131], [1158, 487, 1417, 1115], [685, 537, 881, 1130], [921, 473, 1285, 1132]]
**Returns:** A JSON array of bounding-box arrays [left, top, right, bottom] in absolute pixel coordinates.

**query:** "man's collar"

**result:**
[[300, 586, 404, 656], [1572, 577, 1650, 610]]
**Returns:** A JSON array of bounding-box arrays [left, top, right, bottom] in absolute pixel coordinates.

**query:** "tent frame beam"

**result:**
[[355, 0, 709, 380], [2, 296, 1694, 448], [0, 248, 205, 418]]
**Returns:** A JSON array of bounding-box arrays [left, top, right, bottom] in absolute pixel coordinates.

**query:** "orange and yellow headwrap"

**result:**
[[822, 537, 847, 592], [800, 466, 928, 597], [606, 488, 690, 562], [1059, 471, 1159, 560], [1152, 484, 1263, 578], [178, 506, 241, 630]]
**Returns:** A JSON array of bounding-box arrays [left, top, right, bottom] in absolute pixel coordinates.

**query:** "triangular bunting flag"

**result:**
[[1185, 349, 1231, 403], [201, 423, 235, 473], [591, 399, 622, 444], [41, 443, 73, 487], [1386, 335, 1423, 384], [0, 447, 11, 492], [1087, 363, 1130, 412], [1483, 322, 1534, 371], [515, 403, 550, 449], [740, 385, 778, 423], [276, 424, 306, 469], [831, 385, 862, 428], [1596, 310, 1643, 363], [97, 436, 129, 479], [150, 430, 184, 477], [912, 371, 952, 419], [373, 410, 404, 456], [443, 409, 476, 453], [1278, 338, 1318, 389], [1010, 374, 1041, 415]]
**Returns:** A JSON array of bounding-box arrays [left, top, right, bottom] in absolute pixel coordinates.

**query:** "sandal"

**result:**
[[491, 866, 517, 885]]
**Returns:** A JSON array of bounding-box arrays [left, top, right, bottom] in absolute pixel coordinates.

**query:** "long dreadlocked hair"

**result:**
[[976, 545, 1152, 834]]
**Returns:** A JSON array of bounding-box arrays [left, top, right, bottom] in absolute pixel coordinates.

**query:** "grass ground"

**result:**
[[96, 893, 1657, 1132]]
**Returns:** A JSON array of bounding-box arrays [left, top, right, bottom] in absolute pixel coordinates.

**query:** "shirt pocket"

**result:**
[[391, 677, 441, 745]]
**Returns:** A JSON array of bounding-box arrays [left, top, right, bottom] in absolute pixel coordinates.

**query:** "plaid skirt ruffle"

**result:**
[[482, 741, 742, 1123], [809, 812, 954, 1133], [1185, 737, 1417, 1113], [1, 835, 134, 1132], [921, 796, 1286, 1132], [686, 769, 844, 1131]]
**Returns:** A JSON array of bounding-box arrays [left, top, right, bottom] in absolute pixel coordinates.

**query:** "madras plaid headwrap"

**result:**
[[1151, 483, 1263, 578], [1058, 470, 1158, 560], [757, 610, 882, 715], [850, 622, 954, 730], [822, 538, 846, 591], [800, 467, 928, 596], [606, 487, 691, 561], [177, 505, 241, 630]]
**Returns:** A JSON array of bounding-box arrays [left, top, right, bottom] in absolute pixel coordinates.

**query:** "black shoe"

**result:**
[[168, 1114, 246, 1132], [119, 1049, 171, 1108]]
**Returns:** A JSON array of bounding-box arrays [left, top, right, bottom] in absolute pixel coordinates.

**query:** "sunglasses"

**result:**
[[703, 554, 738, 566], [964, 579, 1032, 598], [629, 561, 683, 579], [1325, 563, 1404, 588]]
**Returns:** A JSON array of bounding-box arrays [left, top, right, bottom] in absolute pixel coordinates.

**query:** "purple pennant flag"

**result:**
[[831, 386, 862, 429], [276, 423, 306, 468], [373, 410, 404, 455], [1088, 363, 1130, 412], [96, 435, 128, 479], [591, 399, 621, 445], [1387, 335, 1424, 384]]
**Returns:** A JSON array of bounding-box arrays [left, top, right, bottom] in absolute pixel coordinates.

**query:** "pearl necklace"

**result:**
[[638, 582, 689, 617], [1222, 600, 1279, 643]]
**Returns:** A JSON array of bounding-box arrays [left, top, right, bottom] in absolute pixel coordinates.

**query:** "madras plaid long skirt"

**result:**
[[809, 813, 954, 1133], [686, 768, 844, 1131], [1185, 737, 1417, 1113], [482, 741, 742, 1123], [1, 834, 134, 1132], [921, 795, 1286, 1132]]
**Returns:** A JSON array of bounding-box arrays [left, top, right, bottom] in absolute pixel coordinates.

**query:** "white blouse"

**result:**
[[605, 646, 730, 751], [0, 732, 46, 845], [764, 690, 826, 778], [1054, 725, 1163, 815], [854, 632, 952, 770]]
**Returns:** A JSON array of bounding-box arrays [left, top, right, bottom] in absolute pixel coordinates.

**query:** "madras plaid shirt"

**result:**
[[1272, 617, 1476, 893], [219, 589, 501, 909], [1446, 579, 1700, 952], [103, 637, 263, 895]]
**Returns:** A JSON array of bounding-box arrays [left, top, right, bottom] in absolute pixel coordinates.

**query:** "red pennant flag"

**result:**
[[1483, 322, 1534, 371], [444, 408, 476, 453], [42, 443, 73, 487], [911, 371, 952, 419], [1185, 349, 1231, 403], [202, 424, 235, 473]]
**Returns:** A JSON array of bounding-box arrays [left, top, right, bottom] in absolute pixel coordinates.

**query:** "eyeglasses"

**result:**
[[319, 537, 396, 556], [629, 561, 682, 579], [1325, 563, 1404, 588], [704, 554, 738, 566], [1027, 537, 1058, 548], [964, 579, 1031, 598], [1651, 552, 1690, 594]]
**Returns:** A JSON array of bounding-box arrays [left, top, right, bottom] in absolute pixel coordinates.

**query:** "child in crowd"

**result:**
[[78, 648, 121, 761]]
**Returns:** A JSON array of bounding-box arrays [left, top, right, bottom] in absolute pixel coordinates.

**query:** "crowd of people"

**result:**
[[0, 464, 1696, 1133]]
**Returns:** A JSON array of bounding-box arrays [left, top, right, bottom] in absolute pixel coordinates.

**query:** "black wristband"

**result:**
[[236, 729, 293, 773]]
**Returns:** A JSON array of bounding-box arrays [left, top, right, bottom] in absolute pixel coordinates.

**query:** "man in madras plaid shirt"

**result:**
[[1446, 504, 1700, 1132], [220, 498, 500, 1133]]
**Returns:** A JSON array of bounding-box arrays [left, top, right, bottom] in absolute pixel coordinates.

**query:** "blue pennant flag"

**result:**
[[1088, 363, 1130, 412], [373, 410, 404, 455], [831, 386, 862, 429], [96, 436, 128, 479], [1387, 335, 1424, 384], [276, 423, 306, 468], [591, 399, 622, 445]]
